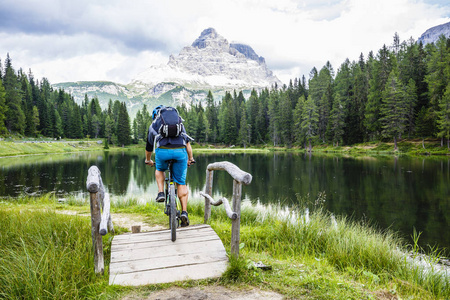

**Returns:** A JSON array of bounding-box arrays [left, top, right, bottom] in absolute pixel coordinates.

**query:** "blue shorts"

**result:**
[[155, 148, 188, 185]]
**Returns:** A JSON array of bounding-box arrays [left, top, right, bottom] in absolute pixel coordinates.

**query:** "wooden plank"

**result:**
[[110, 260, 228, 286], [112, 224, 212, 242], [110, 250, 227, 274], [109, 224, 229, 286], [111, 239, 225, 262], [111, 234, 220, 252], [111, 228, 217, 245]]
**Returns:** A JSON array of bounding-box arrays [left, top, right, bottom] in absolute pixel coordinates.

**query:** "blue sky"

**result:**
[[0, 0, 449, 85]]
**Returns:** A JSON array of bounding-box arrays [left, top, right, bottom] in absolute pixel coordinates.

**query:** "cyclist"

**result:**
[[145, 105, 195, 227]]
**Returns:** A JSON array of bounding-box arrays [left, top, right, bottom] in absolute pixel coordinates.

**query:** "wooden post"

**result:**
[[86, 166, 105, 274], [204, 169, 214, 223], [230, 180, 242, 257], [89, 189, 104, 274]]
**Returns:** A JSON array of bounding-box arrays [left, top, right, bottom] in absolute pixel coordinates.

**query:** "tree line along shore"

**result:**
[[2, 34, 450, 153]]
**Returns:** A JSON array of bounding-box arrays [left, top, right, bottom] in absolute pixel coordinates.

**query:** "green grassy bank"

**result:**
[[0, 195, 448, 299], [0, 138, 143, 157], [1, 137, 449, 158]]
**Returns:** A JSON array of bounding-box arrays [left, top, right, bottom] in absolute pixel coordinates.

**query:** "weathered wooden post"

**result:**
[[86, 165, 113, 274], [204, 169, 214, 223], [86, 166, 104, 274], [231, 179, 242, 256], [201, 161, 252, 258]]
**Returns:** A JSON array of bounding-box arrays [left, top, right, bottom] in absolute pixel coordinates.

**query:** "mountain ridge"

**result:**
[[53, 28, 280, 117], [418, 21, 450, 44]]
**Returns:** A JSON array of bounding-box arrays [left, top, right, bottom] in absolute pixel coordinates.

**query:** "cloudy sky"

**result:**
[[1, 0, 449, 85]]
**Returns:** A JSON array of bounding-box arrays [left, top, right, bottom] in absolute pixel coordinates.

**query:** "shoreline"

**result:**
[[1, 138, 450, 158]]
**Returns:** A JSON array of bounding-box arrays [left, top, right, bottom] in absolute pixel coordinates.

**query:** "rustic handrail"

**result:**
[[199, 192, 237, 220], [86, 165, 114, 274], [201, 161, 252, 257]]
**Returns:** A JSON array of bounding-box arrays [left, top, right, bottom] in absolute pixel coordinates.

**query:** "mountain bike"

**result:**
[[164, 159, 180, 242]]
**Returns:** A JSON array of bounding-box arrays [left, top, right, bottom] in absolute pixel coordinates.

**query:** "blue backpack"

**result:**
[[157, 107, 183, 138]]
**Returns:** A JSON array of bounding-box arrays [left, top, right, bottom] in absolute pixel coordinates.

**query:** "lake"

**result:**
[[0, 150, 449, 255]]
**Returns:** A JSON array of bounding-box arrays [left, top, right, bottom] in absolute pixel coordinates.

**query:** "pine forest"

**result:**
[[1, 34, 450, 149]]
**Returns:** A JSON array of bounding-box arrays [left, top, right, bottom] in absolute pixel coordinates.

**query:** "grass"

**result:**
[[0, 195, 448, 299], [0, 138, 143, 157], [0, 207, 108, 299], [2, 137, 449, 158]]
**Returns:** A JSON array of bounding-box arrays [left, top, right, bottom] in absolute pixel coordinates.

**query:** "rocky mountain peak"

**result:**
[[418, 21, 450, 45], [133, 28, 281, 90], [191, 28, 227, 49]]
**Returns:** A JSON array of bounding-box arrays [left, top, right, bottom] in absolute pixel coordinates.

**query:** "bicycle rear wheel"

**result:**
[[169, 184, 177, 242]]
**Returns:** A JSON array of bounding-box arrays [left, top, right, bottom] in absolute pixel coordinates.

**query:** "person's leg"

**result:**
[[177, 184, 188, 211], [154, 148, 169, 202], [155, 170, 165, 193]]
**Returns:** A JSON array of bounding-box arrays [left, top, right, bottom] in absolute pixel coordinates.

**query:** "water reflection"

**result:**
[[0, 151, 449, 255]]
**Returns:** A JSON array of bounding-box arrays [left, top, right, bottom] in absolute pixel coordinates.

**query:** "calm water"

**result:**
[[1, 151, 449, 254]]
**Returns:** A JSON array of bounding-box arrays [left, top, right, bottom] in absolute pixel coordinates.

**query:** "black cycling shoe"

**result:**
[[180, 211, 189, 227], [155, 192, 165, 203]]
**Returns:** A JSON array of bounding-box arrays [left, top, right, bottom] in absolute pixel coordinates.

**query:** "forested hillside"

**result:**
[[133, 34, 450, 150], [2, 34, 450, 149], [0, 54, 133, 146]]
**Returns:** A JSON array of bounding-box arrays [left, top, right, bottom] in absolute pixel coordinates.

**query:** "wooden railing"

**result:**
[[200, 161, 252, 257], [86, 166, 114, 274]]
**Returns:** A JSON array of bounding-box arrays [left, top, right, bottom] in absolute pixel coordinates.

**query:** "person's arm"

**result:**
[[145, 149, 154, 166], [145, 126, 155, 166], [186, 142, 195, 166]]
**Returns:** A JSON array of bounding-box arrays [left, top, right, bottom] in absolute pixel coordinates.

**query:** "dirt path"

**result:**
[[58, 210, 165, 232], [121, 286, 285, 300]]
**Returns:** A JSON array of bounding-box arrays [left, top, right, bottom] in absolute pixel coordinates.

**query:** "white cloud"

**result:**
[[0, 0, 449, 84]]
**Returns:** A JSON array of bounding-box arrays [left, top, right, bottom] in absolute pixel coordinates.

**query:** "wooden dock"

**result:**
[[109, 224, 228, 286]]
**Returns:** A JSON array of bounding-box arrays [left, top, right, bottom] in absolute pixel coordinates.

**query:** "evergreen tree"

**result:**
[[309, 63, 334, 142], [3, 54, 25, 134], [196, 104, 206, 143], [205, 91, 218, 143], [437, 83, 450, 149], [237, 103, 250, 148], [415, 106, 434, 138], [141, 104, 151, 141], [268, 90, 280, 146], [104, 115, 115, 144], [20, 71, 34, 136], [333, 59, 352, 143], [218, 92, 237, 145], [350, 58, 369, 143], [31, 106, 40, 137], [380, 71, 408, 150], [425, 35, 450, 138], [293, 95, 306, 146], [329, 94, 346, 146], [38, 78, 51, 135], [0, 80, 7, 135], [365, 45, 394, 140], [301, 95, 319, 151], [404, 79, 418, 138], [255, 89, 269, 144], [279, 91, 293, 146], [69, 105, 83, 138], [117, 102, 131, 146], [54, 110, 63, 138], [246, 89, 259, 144]]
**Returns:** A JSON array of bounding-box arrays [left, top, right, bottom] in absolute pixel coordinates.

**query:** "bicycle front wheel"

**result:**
[[169, 184, 177, 242]]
